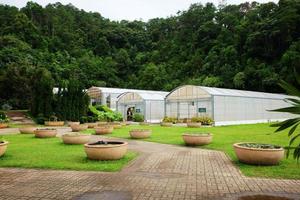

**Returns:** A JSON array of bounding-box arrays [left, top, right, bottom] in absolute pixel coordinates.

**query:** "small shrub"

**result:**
[[133, 113, 144, 122], [1, 103, 12, 111], [0, 112, 9, 123], [191, 116, 214, 125], [80, 116, 88, 124], [162, 116, 177, 123], [87, 116, 96, 122]]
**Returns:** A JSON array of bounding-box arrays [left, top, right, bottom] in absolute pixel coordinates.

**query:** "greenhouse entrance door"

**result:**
[[126, 107, 134, 121]]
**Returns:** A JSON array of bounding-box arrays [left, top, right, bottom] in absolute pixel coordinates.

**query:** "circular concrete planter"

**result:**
[[98, 122, 108, 126], [71, 124, 88, 132], [109, 122, 122, 129], [84, 141, 128, 160], [19, 127, 37, 134], [233, 143, 284, 165], [0, 123, 8, 129], [62, 133, 90, 144], [68, 121, 80, 127], [0, 141, 8, 157], [45, 121, 64, 126], [182, 133, 212, 146], [129, 129, 152, 139], [187, 122, 202, 128], [34, 129, 57, 138], [161, 122, 173, 127], [86, 122, 98, 128], [95, 126, 114, 135]]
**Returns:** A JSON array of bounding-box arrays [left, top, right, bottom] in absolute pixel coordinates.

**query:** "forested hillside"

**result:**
[[0, 0, 299, 109]]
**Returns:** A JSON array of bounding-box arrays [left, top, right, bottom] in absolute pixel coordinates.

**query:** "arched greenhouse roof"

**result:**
[[118, 91, 168, 102], [166, 85, 291, 100], [87, 86, 168, 98]]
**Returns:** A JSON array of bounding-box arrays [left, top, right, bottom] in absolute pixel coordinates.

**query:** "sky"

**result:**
[[0, 0, 278, 21]]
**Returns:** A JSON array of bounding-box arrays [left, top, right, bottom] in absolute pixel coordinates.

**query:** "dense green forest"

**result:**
[[0, 0, 299, 109]]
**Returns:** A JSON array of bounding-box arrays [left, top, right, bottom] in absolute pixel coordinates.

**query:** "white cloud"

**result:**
[[0, 0, 278, 21]]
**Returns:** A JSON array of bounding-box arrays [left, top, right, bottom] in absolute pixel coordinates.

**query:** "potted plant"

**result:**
[[129, 129, 152, 139], [161, 117, 174, 127], [187, 117, 202, 128], [95, 125, 114, 135], [62, 133, 90, 144], [34, 128, 57, 138], [70, 123, 88, 132], [85, 116, 98, 128], [182, 133, 212, 146], [45, 115, 64, 126], [19, 126, 37, 134], [84, 140, 128, 160], [109, 122, 122, 129], [0, 139, 8, 157], [0, 112, 9, 129], [233, 143, 284, 165], [67, 121, 80, 127]]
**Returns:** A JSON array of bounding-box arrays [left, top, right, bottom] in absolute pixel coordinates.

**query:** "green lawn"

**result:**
[[0, 134, 137, 171], [87, 123, 299, 179]]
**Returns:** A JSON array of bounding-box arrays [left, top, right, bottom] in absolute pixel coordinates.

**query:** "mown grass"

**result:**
[[85, 123, 300, 179], [0, 134, 137, 171]]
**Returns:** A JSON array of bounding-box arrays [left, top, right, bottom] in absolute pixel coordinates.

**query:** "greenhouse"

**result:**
[[117, 91, 168, 122], [87, 86, 168, 111], [165, 85, 295, 126]]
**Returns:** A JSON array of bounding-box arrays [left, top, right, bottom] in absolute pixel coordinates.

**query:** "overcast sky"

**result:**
[[0, 0, 277, 21]]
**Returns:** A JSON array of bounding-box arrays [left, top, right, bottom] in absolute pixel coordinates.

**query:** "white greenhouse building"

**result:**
[[165, 85, 295, 126], [87, 86, 168, 111], [117, 91, 168, 123]]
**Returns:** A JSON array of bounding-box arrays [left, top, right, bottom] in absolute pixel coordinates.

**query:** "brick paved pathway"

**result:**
[[0, 128, 299, 200]]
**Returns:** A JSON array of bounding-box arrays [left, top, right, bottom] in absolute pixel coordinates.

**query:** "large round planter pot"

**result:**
[[34, 129, 57, 138], [95, 126, 114, 135], [45, 121, 65, 126], [97, 122, 108, 126], [86, 122, 98, 128], [161, 122, 173, 127], [182, 133, 212, 146], [71, 124, 88, 132], [233, 143, 284, 165], [0, 141, 8, 157], [68, 121, 80, 127], [187, 122, 202, 128], [62, 133, 90, 144], [129, 129, 152, 139], [0, 123, 8, 129], [84, 141, 128, 160], [109, 122, 122, 129], [19, 127, 37, 134], [139, 122, 150, 126]]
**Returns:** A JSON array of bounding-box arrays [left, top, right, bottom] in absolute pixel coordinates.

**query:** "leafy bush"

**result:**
[[0, 112, 9, 123], [1, 103, 12, 111], [191, 116, 214, 125], [80, 116, 88, 124], [133, 113, 144, 122], [88, 105, 123, 122], [87, 116, 97, 123], [270, 74, 300, 161], [113, 111, 123, 122], [94, 105, 113, 113], [162, 116, 177, 123]]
